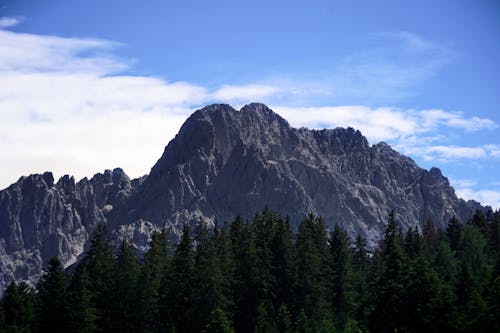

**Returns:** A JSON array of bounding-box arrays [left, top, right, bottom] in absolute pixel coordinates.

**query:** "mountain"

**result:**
[[0, 103, 484, 293]]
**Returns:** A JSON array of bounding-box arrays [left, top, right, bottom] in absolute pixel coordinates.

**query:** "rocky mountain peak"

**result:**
[[0, 102, 486, 294]]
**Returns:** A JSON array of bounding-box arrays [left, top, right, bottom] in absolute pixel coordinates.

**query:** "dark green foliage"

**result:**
[[447, 215, 462, 252], [166, 224, 195, 332], [85, 224, 116, 332], [140, 230, 169, 332], [295, 213, 332, 328], [370, 211, 407, 332], [113, 240, 141, 333], [3, 208, 499, 333], [1, 281, 34, 333], [67, 264, 98, 333], [328, 224, 355, 330], [36, 257, 69, 333]]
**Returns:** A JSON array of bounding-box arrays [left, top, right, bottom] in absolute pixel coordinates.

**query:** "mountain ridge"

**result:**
[[0, 102, 486, 293]]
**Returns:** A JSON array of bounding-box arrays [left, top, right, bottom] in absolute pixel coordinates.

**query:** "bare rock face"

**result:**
[[0, 103, 483, 293], [112, 103, 481, 242], [0, 168, 136, 292]]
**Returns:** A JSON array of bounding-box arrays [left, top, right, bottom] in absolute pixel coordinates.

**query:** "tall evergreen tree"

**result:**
[[1, 281, 35, 333], [230, 215, 258, 333], [295, 213, 332, 330], [369, 211, 407, 332], [351, 234, 371, 330], [328, 224, 354, 330], [192, 220, 233, 332], [113, 240, 141, 333], [447, 216, 462, 253], [85, 224, 115, 332], [67, 264, 98, 333], [36, 257, 68, 333], [166, 224, 195, 332], [270, 216, 295, 312], [141, 230, 169, 333]]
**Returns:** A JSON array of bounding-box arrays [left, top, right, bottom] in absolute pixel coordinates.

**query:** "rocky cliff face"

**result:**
[[0, 103, 483, 293], [112, 103, 480, 242], [0, 168, 139, 292]]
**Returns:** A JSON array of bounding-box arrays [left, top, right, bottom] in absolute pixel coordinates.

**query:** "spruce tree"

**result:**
[[369, 211, 407, 332], [230, 215, 258, 333], [141, 230, 169, 333], [67, 264, 98, 333], [446, 216, 462, 252], [36, 257, 69, 333], [295, 213, 332, 329], [1, 281, 35, 333], [166, 224, 195, 332], [114, 240, 141, 333], [328, 224, 354, 329], [85, 224, 116, 332]]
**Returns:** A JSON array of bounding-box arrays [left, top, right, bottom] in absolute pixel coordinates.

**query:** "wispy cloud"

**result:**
[[454, 187, 500, 210], [272, 105, 495, 144], [327, 31, 455, 103], [0, 27, 211, 189], [0, 16, 23, 29], [212, 84, 282, 103], [0, 24, 498, 213]]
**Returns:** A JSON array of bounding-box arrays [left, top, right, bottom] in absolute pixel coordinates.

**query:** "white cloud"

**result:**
[[0, 25, 498, 201], [0, 28, 210, 189], [455, 187, 500, 210], [272, 105, 495, 145], [212, 84, 282, 102], [0, 29, 125, 74], [419, 109, 497, 132], [0, 16, 23, 29]]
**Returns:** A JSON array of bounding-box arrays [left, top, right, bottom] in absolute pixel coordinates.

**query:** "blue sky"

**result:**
[[1, 0, 499, 208]]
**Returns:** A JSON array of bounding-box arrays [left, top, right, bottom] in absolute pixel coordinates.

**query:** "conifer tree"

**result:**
[[351, 234, 370, 329], [369, 211, 407, 332], [446, 216, 462, 252], [295, 213, 332, 329], [328, 224, 354, 329], [141, 230, 169, 333], [1, 281, 35, 333], [113, 240, 141, 333], [230, 215, 258, 333], [67, 264, 98, 333], [193, 220, 233, 332], [36, 257, 69, 333], [270, 216, 295, 312], [85, 224, 116, 332], [166, 224, 195, 332]]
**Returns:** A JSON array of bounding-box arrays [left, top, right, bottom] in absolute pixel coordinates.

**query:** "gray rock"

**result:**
[[0, 168, 137, 293], [0, 103, 485, 293]]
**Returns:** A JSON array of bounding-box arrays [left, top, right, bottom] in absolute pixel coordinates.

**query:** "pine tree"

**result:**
[[230, 215, 258, 333], [295, 213, 332, 328], [1, 281, 35, 333], [85, 224, 115, 332], [351, 234, 370, 330], [141, 230, 169, 333], [166, 224, 195, 332], [192, 220, 233, 332], [36, 257, 69, 333], [423, 218, 438, 255], [113, 240, 141, 333], [446, 216, 462, 252], [276, 304, 292, 333], [270, 216, 295, 312], [328, 224, 354, 329], [369, 211, 407, 332], [67, 264, 98, 333]]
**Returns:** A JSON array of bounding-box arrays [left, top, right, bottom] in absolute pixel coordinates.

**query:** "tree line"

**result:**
[[1, 208, 499, 332]]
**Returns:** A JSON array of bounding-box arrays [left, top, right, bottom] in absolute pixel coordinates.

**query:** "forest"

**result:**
[[1, 209, 499, 333]]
